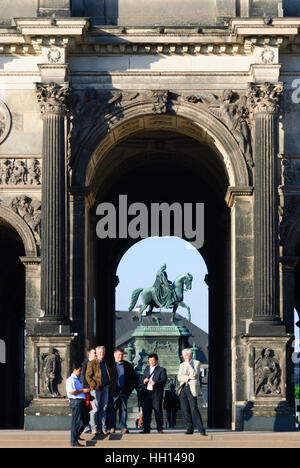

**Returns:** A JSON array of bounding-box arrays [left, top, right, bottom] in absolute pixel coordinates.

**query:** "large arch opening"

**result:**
[[0, 219, 25, 428], [115, 236, 209, 424], [83, 112, 245, 428]]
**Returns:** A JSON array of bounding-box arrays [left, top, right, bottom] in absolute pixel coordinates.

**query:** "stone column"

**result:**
[[280, 256, 300, 331], [247, 82, 285, 335], [35, 82, 69, 331], [239, 83, 295, 431]]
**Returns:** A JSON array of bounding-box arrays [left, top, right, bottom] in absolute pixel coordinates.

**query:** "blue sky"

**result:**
[[116, 236, 300, 340], [116, 236, 209, 333]]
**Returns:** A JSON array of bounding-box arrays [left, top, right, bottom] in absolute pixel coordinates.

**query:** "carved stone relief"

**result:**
[[0, 99, 11, 144], [9, 195, 41, 247], [247, 82, 283, 116], [282, 158, 300, 186], [185, 90, 254, 169], [151, 90, 169, 114], [40, 348, 63, 397], [254, 348, 281, 397], [47, 47, 62, 64], [0, 159, 41, 185], [36, 82, 69, 115]]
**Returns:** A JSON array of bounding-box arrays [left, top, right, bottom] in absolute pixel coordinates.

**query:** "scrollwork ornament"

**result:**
[[36, 82, 69, 116]]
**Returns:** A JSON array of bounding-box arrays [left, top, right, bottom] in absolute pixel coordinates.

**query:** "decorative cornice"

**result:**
[[36, 82, 69, 116], [19, 256, 41, 266], [0, 19, 300, 57], [225, 186, 254, 208]]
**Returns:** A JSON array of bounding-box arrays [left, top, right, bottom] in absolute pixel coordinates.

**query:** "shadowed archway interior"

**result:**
[[0, 220, 25, 428], [87, 129, 232, 428]]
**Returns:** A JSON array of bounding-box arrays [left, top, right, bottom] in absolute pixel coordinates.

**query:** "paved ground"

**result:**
[[1, 429, 300, 448]]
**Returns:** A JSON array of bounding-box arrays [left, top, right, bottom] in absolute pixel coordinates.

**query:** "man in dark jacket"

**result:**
[[140, 353, 167, 434], [108, 347, 137, 434], [163, 382, 180, 428]]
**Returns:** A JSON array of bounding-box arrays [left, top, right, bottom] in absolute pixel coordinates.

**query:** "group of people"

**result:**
[[66, 346, 206, 447]]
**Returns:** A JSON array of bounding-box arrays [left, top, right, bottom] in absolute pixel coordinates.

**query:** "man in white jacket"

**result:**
[[177, 348, 206, 435]]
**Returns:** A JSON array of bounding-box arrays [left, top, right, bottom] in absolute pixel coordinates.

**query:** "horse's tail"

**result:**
[[128, 288, 143, 312]]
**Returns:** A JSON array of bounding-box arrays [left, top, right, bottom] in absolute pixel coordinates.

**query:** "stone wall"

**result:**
[[2, 0, 300, 27]]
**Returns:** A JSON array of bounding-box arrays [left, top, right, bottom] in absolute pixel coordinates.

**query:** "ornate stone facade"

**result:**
[[0, 1, 300, 432]]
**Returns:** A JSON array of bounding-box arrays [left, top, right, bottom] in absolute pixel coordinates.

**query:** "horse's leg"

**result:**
[[139, 303, 148, 325], [171, 304, 178, 324], [178, 302, 191, 322], [148, 304, 160, 326]]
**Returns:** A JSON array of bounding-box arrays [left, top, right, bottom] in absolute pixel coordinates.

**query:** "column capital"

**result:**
[[36, 82, 69, 116], [247, 82, 284, 115]]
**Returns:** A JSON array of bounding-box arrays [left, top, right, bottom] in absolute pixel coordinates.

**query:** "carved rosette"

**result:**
[[247, 82, 283, 116], [36, 82, 69, 116]]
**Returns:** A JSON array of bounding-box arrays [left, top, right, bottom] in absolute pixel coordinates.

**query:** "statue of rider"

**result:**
[[153, 264, 176, 308]]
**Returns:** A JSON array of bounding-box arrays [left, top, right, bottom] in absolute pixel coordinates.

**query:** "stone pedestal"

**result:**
[[132, 325, 191, 378], [24, 334, 78, 430], [240, 336, 295, 431]]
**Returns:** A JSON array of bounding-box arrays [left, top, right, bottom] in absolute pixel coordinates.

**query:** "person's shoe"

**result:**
[[121, 428, 129, 434], [185, 430, 194, 435], [71, 441, 84, 447], [157, 430, 164, 434], [199, 431, 208, 436], [140, 430, 150, 434], [102, 429, 109, 435], [109, 428, 115, 434]]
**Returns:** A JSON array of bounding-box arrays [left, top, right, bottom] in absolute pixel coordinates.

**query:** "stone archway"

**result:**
[[0, 205, 38, 258], [0, 207, 40, 428], [71, 104, 253, 429], [70, 96, 250, 190]]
